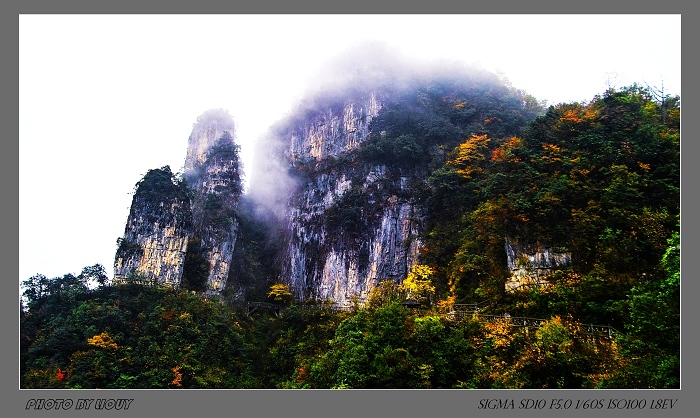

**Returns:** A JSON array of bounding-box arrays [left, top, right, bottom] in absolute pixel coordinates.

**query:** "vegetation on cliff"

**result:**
[[21, 72, 679, 388], [422, 85, 679, 306], [20, 228, 678, 388]]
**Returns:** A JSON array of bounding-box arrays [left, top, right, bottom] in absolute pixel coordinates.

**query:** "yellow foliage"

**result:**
[[582, 106, 600, 122], [87, 332, 118, 350], [537, 191, 561, 205], [267, 283, 293, 302], [450, 134, 491, 178], [540, 143, 564, 165], [436, 294, 456, 312], [406, 264, 434, 282], [400, 264, 435, 304], [560, 109, 583, 123], [533, 316, 573, 356], [542, 143, 562, 154], [484, 319, 515, 349], [368, 280, 401, 309]]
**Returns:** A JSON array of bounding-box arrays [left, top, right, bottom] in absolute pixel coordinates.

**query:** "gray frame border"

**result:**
[[8, 1, 690, 418]]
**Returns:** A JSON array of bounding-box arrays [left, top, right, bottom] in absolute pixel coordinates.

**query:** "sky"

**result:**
[[18, 14, 681, 285]]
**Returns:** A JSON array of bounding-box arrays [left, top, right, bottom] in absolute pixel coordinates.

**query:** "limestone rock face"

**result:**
[[114, 168, 192, 285], [184, 113, 242, 293], [257, 92, 423, 304], [184, 108, 237, 176], [504, 238, 572, 290], [312, 197, 421, 302], [288, 92, 382, 161], [115, 109, 242, 292]]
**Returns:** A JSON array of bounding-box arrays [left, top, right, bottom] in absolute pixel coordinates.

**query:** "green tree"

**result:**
[[78, 264, 109, 287], [599, 230, 680, 388]]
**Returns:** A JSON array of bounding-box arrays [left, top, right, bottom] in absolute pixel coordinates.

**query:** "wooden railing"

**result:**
[[206, 293, 623, 340], [445, 311, 622, 338]]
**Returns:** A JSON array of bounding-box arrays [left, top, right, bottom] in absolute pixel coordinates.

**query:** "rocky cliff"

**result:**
[[252, 90, 425, 304], [287, 91, 382, 161], [250, 55, 547, 303], [114, 109, 243, 292], [115, 52, 549, 302], [114, 167, 192, 285], [183, 111, 242, 292], [504, 238, 572, 290]]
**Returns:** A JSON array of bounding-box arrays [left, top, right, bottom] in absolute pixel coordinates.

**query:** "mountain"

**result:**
[[111, 48, 679, 311], [24, 49, 680, 389], [114, 109, 243, 293], [249, 52, 545, 303]]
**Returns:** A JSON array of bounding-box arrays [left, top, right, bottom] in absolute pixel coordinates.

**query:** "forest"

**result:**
[[20, 83, 680, 389]]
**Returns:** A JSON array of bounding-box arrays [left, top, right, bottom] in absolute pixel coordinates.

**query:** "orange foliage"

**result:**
[[582, 106, 600, 122], [161, 309, 174, 321], [296, 365, 309, 383], [491, 137, 524, 163], [560, 109, 583, 123], [505, 136, 523, 148], [171, 365, 183, 387], [571, 167, 590, 179], [491, 147, 507, 162], [491, 136, 523, 163]]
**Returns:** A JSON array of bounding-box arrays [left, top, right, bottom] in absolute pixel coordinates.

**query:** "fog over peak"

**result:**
[[184, 108, 238, 178], [246, 43, 525, 222]]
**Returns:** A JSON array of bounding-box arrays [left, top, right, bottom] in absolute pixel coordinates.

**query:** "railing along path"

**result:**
[[207, 294, 622, 339], [445, 310, 622, 338]]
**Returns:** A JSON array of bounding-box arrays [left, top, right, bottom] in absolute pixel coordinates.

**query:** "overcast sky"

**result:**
[[18, 14, 681, 284]]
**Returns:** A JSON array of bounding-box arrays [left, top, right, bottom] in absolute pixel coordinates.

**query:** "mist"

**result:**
[[18, 14, 680, 286], [245, 41, 531, 223]]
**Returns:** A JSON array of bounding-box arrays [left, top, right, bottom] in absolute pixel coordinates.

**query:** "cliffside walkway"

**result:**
[[245, 301, 357, 316], [210, 295, 622, 340], [452, 300, 492, 313], [446, 310, 622, 339], [208, 296, 357, 317], [441, 299, 622, 339]]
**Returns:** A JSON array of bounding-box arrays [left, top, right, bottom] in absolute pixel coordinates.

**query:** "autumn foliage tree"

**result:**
[[423, 84, 679, 306], [400, 264, 436, 305]]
